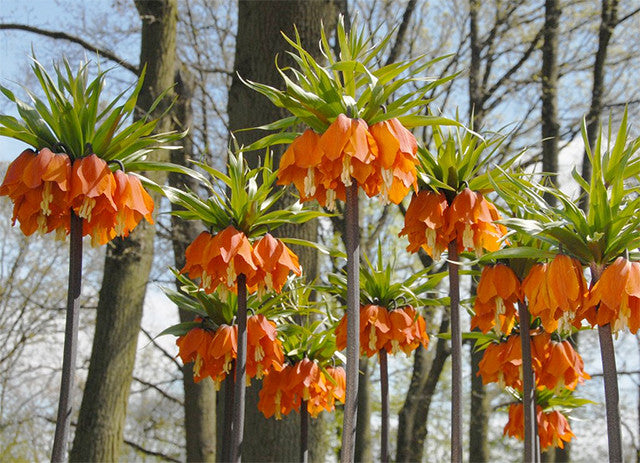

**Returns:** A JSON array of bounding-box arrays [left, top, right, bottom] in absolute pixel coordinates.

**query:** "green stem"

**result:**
[[51, 212, 83, 462], [341, 182, 360, 463], [231, 274, 247, 462], [448, 240, 462, 463]]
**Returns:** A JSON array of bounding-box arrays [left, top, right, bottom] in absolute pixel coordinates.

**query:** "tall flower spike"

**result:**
[[471, 264, 522, 335], [446, 188, 506, 256], [368, 118, 418, 205], [399, 190, 449, 259], [249, 233, 302, 295]]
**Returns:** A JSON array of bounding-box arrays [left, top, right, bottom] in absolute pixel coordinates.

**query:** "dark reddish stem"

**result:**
[[231, 273, 247, 462], [518, 300, 540, 463], [380, 349, 389, 463], [448, 240, 462, 463], [51, 212, 83, 462], [341, 182, 360, 463], [300, 399, 309, 463], [222, 372, 235, 462]]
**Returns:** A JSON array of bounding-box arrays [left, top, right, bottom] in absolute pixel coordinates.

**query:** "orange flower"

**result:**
[[385, 305, 429, 355], [112, 170, 154, 238], [533, 333, 590, 392], [477, 334, 523, 389], [522, 255, 587, 334], [583, 257, 640, 334], [176, 321, 214, 383], [471, 264, 522, 335], [277, 129, 323, 202], [248, 233, 302, 294], [1, 148, 72, 236], [504, 403, 574, 450], [247, 314, 284, 381], [70, 154, 116, 222], [399, 190, 449, 259], [368, 118, 418, 204], [325, 366, 346, 403], [205, 324, 238, 387], [446, 188, 506, 256], [181, 226, 257, 294]]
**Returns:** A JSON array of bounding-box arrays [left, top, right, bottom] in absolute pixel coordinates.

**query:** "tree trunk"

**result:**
[[396, 314, 450, 462], [226, 1, 340, 460], [580, 0, 619, 190], [69, 1, 177, 461], [170, 67, 217, 462], [468, 0, 485, 129], [541, 0, 560, 206], [354, 357, 372, 463]]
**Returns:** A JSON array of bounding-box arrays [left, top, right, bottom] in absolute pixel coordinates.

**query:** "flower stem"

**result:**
[[300, 399, 309, 463], [591, 265, 622, 462], [448, 240, 462, 463], [231, 273, 247, 462], [222, 373, 235, 462], [341, 182, 360, 463], [518, 300, 540, 463], [379, 349, 389, 463], [51, 212, 83, 462]]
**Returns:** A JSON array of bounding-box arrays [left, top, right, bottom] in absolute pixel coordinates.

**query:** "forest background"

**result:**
[[1, 0, 640, 461]]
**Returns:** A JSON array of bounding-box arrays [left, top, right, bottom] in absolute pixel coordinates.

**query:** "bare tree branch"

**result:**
[[385, 0, 416, 66], [0, 23, 138, 74]]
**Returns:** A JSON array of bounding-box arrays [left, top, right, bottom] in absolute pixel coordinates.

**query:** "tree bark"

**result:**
[[468, 0, 484, 129], [69, 1, 178, 461], [541, 0, 560, 206], [170, 67, 217, 463], [396, 314, 450, 462], [225, 1, 340, 460]]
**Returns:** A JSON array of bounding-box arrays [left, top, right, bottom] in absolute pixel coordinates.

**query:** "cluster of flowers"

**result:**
[[478, 332, 590, 392], [400, 188, 506, 260], [176, 314, 284, 388], [258, 358, 346, 419], [0, 148, 154, 245], [504, 403, 574, 451], [181, 227, 301, 295], [335, 304, 429, 357], [473, 255, 640, 338], [278, 114, 418, 209]]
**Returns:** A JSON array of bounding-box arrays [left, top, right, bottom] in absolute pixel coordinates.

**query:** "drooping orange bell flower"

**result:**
[[317, 114, 378, 196], [336, 304, 391, 357], [471, 264, 522, 335], [477, 334, 523, 389], [176, 320, 215, 383], [246, 314, 284, 381], [248, 233, 302, 294], [277, 129, 324, 202], [0, 148, 72, 236], [70, 154, 116, 223], [205, 323, 238, 388], [112, 170, 154, 238], [522, 255, 587, 334], [181, 226, 257, 294], [325, 365, 346, 403], [399, 190, 449, 259], [367, 118, 418, 204], [385, 305, 429, 355], [532, 332, 590, 392], [504, 403, 574, 450], [446, 188, 506, 256], [583, 257, 640, 334]]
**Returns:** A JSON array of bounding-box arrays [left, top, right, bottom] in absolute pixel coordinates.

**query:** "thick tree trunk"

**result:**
[[396, 315, 450, 462], [468, 0, 485, 129], [226, 1, 340, 460], [69, 1, 177, 461], [170, 68, 217, 462], [541, 0, 560, 206]]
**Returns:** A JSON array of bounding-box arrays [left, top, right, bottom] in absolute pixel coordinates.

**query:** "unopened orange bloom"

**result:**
[[368, 118, 418, 204], [1, 148, 72, 236], [583, 257, 640, 333], [472, 264, 522, 335], [522, 256, 587, 334], [446, 188, 506, 256], [248, 233, 302, 294], [478, 334, 523, 389], [112, 170, 154, 237], [504, 403, 574, 450], [532, 332, 590, 391], [399, 190, 449, 259], [246, 314, 284, 381]]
